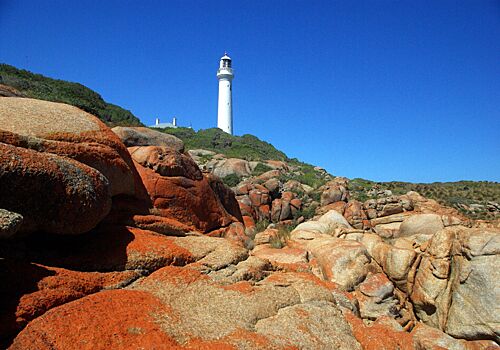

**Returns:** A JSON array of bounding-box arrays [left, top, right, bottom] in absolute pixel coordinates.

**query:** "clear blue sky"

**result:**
[[1, 0, 499, 182]]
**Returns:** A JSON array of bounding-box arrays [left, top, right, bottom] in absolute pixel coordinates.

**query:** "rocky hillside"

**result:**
[[1, 97, 499, 349], [349, 178, 500, 220], [0, 63, 143, 127]]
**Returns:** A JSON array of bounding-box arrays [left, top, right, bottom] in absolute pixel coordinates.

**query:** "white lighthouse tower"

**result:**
[[217, 52, 234, 134]]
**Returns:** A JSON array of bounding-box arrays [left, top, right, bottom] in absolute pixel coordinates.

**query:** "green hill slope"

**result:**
[[161, 127, 288, 161], [0, 63, 143, 127]]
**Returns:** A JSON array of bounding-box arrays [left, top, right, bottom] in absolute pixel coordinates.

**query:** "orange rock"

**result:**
[[243, 216, 256, 230], [0, 260, 139, 346], [9, 290, 183, 350], [346, 311, 414, 350], [0, 142, 111, 235], [134, 159, 239, 233]]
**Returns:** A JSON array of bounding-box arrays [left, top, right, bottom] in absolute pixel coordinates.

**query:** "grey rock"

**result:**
[[0, 209, 23, 238]]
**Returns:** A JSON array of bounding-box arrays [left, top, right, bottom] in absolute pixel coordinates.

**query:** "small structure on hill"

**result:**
[[150, 117, 178, 129]]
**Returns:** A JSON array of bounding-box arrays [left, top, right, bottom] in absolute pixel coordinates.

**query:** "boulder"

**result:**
[[130, 147, 240, 234], [411, 227, 500, 342], [129, 146, 202, 179], [343, 200, 368, 229], [399, 214, 444, 237], [356, 273, 400, 320], [0, 142, 111, 235], [0, 98, 136, 197], [210, 158, 252, 178], [318, 210, 353, 229], [0, 260, 141, 342], [320, 179, 349, 206], [0, 209, 23, 238], [111, 126, 184, 151]]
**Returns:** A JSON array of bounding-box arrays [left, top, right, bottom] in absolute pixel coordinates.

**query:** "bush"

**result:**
[[252, 163, 273, 176], [221, 173, 241, 187], [269, 224, 294, 249]]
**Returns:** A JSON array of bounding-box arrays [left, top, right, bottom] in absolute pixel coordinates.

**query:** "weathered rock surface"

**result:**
[[399, 213, 444, 237], [207, 157, 252, 178], [111, 126, 185, 151], [0, 142, 111, 235], [411, 227, 500, 342], [0, 98, 137, 197], [0, 209, 23, 238], [129, 146, 242, 235], [11, 267, 362, 350]]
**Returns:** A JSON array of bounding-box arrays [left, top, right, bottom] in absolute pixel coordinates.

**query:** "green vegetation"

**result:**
[[252, 163, 274, 176], [280, 159, 329, 189], [0, 63, 143, 127], [160, 127, 287, 161], [221, 173, 242, 187], [269, 224, 295, 249], [349, 178, 500, 220]]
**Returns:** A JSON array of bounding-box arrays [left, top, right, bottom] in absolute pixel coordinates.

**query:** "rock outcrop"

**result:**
[[1, 96, 499, 349]]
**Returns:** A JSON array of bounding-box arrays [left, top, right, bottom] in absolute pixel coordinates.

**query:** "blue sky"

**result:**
[[1, 0, 499, 182]]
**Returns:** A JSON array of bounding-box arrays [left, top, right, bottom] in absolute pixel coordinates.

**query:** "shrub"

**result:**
[[221, 173, 241, 187], [252, 163, 273, 176], [269, 224, 294, 249]]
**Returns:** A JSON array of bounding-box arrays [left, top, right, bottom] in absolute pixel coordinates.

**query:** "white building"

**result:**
[[217, 52, 234, 134], [150, 117, 178, 129]]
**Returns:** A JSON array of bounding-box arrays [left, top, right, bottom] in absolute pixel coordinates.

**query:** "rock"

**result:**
[[371, 240, 416, 291], [344, 201, 368, 229], [411, 227, 500, 342], [111, 126, 184, 151], [263, 178, 280, 198], [0, 98, 136, 197], [9, 289, 182, 350], [252, 245, 310, 271], [255, 300, 362, 349], [265, 160, 289, 171], [346, 311, 415, 350], [129, 146, 202, 179], [254, 228, 278, 245], [411, 323, 499, 350], [293, 233, 371, 291], [206, 173, 244, 222], [188, 149, 216, 157], [320, 180, 349, 206], [271, 198, 292, 222], [11, 267, 362, 349], [399, 214, 444, 237], [0, 142, 111, 235], [0, 84, 24, 97], [0, 209, 23, 238], [132, 150, 240, 234], [357, 273, 400, 320], [256, 169, 281, 181], [0, 260, 141, 343], [210, 158, 252, 178], [318, 210, 352, 229]]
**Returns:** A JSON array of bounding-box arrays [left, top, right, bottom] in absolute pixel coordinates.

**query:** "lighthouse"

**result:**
[[217, 52, 234, 134]]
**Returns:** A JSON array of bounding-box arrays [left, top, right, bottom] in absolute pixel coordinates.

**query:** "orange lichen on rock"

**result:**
[[9, 290, 184, 350], [345, 311, 415, 350], [0, 259, 140, 343]]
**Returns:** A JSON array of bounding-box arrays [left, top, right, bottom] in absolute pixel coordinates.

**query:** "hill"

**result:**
[[161, 127, 287, 161], [349, 178, 500, 220], [159, 127, 330, 189], [0, 63, 143, 127]]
